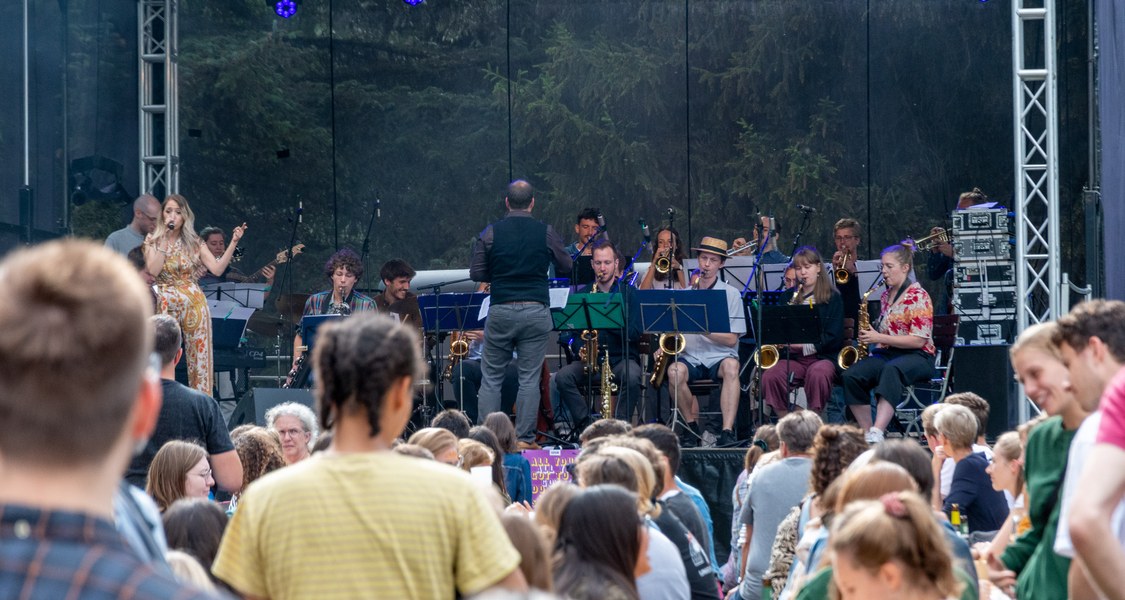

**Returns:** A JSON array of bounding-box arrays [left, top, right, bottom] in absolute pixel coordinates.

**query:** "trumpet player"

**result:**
[[832, 217, 863, 325], [760, 247, 844, 418], [639, 225, 687, 290], [842, 244, 936, 444], [665, 237, 747, 448], [555, 240, 643, 428]]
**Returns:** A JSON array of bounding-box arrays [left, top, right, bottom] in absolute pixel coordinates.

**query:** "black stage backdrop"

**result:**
[[679, 447, 745, 566]]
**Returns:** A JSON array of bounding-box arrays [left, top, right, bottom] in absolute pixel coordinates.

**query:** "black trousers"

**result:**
[[842, 349, 934, 406]]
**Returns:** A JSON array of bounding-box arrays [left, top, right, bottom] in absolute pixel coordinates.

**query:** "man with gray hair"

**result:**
[[736, 410, 821, 600], [935, 403, 1007, 533], [266, 402, 318, 465], [105, 193, 161, 255]]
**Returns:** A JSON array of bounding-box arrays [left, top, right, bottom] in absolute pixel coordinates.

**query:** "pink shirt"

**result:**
[[1095, 367, 1125, 450]]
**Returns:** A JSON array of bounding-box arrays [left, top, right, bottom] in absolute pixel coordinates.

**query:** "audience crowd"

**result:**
[[3, 240, 1125, 600]]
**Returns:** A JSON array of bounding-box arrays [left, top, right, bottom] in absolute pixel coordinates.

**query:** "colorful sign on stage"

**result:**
[[523, 448, 580, 504]]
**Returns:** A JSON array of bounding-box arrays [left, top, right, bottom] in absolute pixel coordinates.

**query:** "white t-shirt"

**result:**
[[680, 279, 746, 367], [1054, 410, 1125, 558]]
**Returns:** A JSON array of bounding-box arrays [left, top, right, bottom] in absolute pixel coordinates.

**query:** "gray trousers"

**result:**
[[480, 303, 553, 441]]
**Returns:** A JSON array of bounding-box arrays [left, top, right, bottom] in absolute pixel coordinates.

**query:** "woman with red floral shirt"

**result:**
[[842, 244, 935, 443]]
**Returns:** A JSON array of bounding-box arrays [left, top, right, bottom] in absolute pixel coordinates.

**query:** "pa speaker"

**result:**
[[229, 388, 315, 430], [949, 344, 1018, 440]]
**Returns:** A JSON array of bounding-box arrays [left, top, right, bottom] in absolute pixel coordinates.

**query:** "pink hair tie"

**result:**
[[881, 493, 908, 518]]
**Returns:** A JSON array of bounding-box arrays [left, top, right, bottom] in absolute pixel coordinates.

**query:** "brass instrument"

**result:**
[[753, 345, 780, 369], [904, 228, 950, 252], [834, 250, 851, 285], [580, 329, 599, 375], [649, 332, 686, 387], [443, 332, 471, 381], [654, 251, 672, 275], [689, 270, 701, 289], [838, 275, 884, 369], [600, 349, 617, 420], [726, 238, 758, 257]]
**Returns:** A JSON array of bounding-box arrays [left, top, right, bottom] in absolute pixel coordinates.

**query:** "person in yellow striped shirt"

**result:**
[[213, 314, 527, 599]]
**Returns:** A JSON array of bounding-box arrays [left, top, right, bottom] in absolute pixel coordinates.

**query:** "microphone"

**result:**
[[166, 222, 174, 230], [639, 219, 650, 243], [769, 217, 777, 231], [375, 198, 381, 219], [297, 201, 303, 224], [597, 213, 606, 229], [796, 203, 817, 214]]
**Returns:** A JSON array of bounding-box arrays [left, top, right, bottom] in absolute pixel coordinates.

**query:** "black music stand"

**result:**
[[418, 292, 489, 408], [751, 303, 822, 422], [552, 293, 626, 429], [202, 283, 269, 310], [637, 290, 730, 440]]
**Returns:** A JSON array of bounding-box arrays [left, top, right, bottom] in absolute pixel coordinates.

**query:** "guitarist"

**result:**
[[198, 226, 278, 289]]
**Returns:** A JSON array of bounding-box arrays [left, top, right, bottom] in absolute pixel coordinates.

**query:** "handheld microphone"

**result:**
[[639, 219, 650, 243], [796, 203, 817, 214], [166, 222, 174, 230]]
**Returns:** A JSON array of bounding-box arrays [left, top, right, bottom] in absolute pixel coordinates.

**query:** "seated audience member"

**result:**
[[162, 497, 229, 580], [928, 394, 996, 508], [484, 412, 534, 505], [211, 314, 526, 598], [0, 240, 214, 598], [126, 315, 241, 493], [831, 492, 962, 600], [979, 432, 1027, 562], [146, 440, 215, 512], [553, 485, 650, 600], [265, 401, 318, 465], [432, 408, 473, 439], [408, 427, 461, 467], [230, 427, 286, 491], [501, 513, 554, 592], [935, 405, 1008, 533], [458, 439, 496, 473], [469, 425, 514, 505]]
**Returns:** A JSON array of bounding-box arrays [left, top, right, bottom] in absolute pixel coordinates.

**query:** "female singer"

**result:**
[[639, 226, 687, 290], [842, 244, 935, 443], [761, 246, 844, 417], [144, 194, 246, 394]]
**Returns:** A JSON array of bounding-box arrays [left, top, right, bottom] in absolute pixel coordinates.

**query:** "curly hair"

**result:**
[[231, 426, 286, 489], [313, 314, 423, 439], [322, 247, 364, 280], [809, 424, 868, 496]]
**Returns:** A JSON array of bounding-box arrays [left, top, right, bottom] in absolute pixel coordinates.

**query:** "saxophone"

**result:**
[[838, 276, 884, 369], [443, 331, 470, 381], [600, 348, 618, 420]]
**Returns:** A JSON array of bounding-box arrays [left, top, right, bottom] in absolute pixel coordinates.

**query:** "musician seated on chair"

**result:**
[[639, 225, 688, 290], [731, 215, 789, 264], [556, 240, 644, 429], [448, 330, 520, 423], [842, 244, 935, 444], [761, 246, 844, 419], [375, 258, 424, 338], [831, 217, 862, 325], [198, 226, 277, 287], [665, 237, 748, 449], [292, 248, 376, 369]]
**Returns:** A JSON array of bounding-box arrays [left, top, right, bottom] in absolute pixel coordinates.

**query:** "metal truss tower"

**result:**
[[138, 0, 179, 198], [1013, 0, 1061, 422]]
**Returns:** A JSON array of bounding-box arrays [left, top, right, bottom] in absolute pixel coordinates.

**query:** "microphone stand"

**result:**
[[569, 225, 608, 261], [359, 197, 380, 292], [279, 202, 302, 368], [740, 226, 775, 428], [788, 209, 815, 258]]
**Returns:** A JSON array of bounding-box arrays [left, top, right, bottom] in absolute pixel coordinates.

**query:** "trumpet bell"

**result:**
[[754, 345, 779, 369], [834, 268, 850, 285], [654, 255, 672, 275]]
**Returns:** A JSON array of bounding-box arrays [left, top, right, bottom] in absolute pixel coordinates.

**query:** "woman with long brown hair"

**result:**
[[143, 194, 248, 393]]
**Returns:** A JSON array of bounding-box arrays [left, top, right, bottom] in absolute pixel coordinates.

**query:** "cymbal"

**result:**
[[275, 293, 310, 322], [246, 312, 292, 337]]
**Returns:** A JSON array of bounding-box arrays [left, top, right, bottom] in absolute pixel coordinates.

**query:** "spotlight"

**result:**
[[404, 0, 424, 5], [275, 0, 297, 18]]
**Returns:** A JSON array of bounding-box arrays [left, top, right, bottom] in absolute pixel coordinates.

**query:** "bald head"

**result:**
[[132, 194, 161, 234], [506, 180, 534, 210]]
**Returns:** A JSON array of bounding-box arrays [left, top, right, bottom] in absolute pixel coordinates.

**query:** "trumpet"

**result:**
[[653, 250, 672, 275], [904, 228, 949, 252], [726, 238, 758, 257], [834, 250, 851, 285]]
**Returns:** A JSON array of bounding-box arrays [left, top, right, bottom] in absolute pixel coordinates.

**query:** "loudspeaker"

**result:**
[[949, 344, 1019, 440], [229, 388, 315, 429]]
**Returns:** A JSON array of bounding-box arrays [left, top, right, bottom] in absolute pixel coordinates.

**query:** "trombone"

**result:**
[[726, 238, 758, 257]]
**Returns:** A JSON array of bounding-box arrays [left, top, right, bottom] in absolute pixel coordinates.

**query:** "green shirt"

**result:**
[[999, 416, 1076, 600]]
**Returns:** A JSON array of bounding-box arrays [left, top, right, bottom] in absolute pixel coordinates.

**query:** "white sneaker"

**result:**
[[865, 427, 885, 444]]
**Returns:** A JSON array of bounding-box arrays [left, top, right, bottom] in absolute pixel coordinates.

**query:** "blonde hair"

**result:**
[[836, 462, 919, 512], [534, 482, 581, 548], [458, 438, 495, 471], [576, 449, 660, 517], [149, 195, 203, 269], [831, 492, 961, 599], [407, 427, 458, 459], [934, 404, 978, 450], [166, 549, 217, 592], [993, 431, 1025, 493], [1010, 321, 1062, 362]]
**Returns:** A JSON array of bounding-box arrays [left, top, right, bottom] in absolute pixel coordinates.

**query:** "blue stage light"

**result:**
[[275, 0, 297, 18], [404, 0, 424, 5]]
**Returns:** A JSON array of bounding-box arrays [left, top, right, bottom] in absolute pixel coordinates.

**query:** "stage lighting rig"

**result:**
[[274, 0, 298, 18]]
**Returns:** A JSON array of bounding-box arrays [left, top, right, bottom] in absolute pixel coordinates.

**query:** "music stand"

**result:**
[[207, 300, 255, 349], [751, 303, 822, 422], [202, 283, 268, 310], [299, 314, 344, 355], [637, 290, 730, 440], [551, 293, 626, 427], [418, 292, 489, 408]]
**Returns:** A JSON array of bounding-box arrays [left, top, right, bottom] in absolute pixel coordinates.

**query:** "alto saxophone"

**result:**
[[838, 276, 884, 369], [600, 348, 617, 420], [443, 331, 470, 381]]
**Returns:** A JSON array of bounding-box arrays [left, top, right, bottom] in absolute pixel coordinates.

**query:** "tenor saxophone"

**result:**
[[838, 276, 884, 369]]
